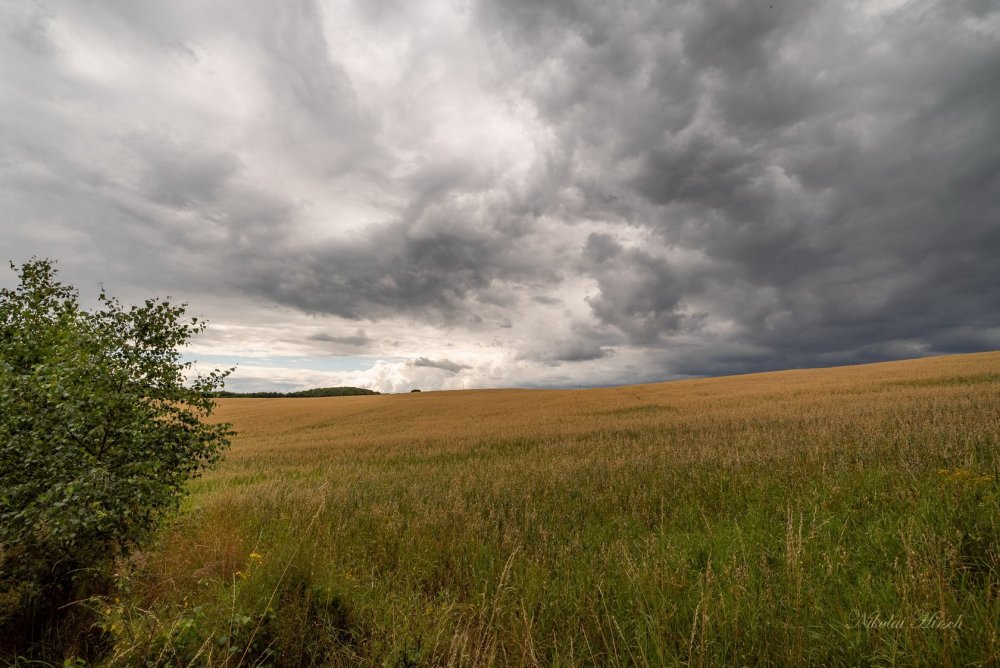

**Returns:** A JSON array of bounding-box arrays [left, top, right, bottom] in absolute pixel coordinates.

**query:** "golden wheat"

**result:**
[[113, 352, 1000, 666]]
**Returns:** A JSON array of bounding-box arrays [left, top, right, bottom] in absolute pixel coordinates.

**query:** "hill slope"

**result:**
[[112, 352, 1000, 665]]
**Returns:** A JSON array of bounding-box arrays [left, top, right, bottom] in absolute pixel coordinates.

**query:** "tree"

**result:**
[[0, 259, 232, 620]]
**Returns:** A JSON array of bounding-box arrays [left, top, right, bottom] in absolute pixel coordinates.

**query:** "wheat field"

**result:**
[[104, 352, 1000, 666]]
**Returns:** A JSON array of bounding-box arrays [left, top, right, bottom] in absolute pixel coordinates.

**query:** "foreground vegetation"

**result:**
[[92, 353, 998, 665], [0, 259, 231, 662]]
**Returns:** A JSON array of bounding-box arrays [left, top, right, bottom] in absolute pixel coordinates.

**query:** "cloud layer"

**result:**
[[2, 0, 998, 391]]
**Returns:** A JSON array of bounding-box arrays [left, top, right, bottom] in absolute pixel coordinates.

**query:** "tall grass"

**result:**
[[99, 352, 999, 666]]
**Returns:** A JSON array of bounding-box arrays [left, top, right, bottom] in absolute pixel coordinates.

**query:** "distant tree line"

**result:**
[[213, 386, 380, 398]]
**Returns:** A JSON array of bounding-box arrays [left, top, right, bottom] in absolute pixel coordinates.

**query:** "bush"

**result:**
[[0, 259, 232, 651]]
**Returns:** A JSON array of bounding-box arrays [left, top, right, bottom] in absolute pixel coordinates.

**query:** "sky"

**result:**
[[1, 0, 998, 393]]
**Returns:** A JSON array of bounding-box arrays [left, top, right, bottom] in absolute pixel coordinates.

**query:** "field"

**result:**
[[103, 352, 1000, 666]]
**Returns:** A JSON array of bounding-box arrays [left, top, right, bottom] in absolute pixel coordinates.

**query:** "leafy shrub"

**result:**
[[0, 259, 232, 652]]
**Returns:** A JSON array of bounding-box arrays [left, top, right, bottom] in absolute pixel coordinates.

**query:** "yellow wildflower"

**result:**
[[938, 467, 994, 484]]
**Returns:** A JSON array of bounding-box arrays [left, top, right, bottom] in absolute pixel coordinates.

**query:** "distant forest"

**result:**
[[213, 386, 380, 398]]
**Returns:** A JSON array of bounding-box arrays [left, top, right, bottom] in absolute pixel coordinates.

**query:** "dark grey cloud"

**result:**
[[138, 138, 242, 210], [308, 329, 371, 347], [548, 340, 611, 363], [582, 234, 690, 344], [2, 0, 998, 388], [476, 0, 1000, 374], [413, 357, 471, 374], [239, 214, 561, 323]]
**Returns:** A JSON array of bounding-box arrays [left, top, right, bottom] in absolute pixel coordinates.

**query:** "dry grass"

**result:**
[[106, 352, 1000, 666]]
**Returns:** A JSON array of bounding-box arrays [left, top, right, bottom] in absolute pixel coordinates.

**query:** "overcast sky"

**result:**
[[2, 1, 998, 392]]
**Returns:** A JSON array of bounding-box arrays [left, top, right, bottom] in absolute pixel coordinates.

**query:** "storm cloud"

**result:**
[[1, 0, 998, 391], [413, 357, 472, 374]]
